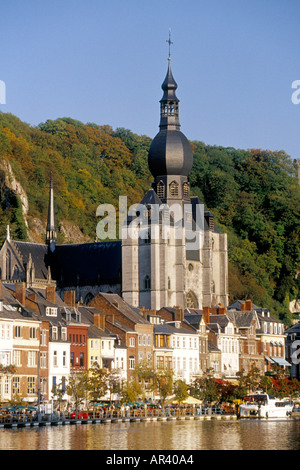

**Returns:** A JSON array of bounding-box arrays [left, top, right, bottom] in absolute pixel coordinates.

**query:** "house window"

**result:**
[[169, 181, 179, 197], [28, 351, 36, 367], [13, 350, 21, 366], [14, 326, 21, 338], [129, 337, 135, 347], [52, 327, 58, 341], [53, 351, 58, 368], [12, 377, 20, 395], [40, 329, 47, 346], [129, 356, 135, 370], [46, 307, 57, 317], [27, 377, 35, 395], [40, 352, 47, 368], [80, 353, 84, 367], [61, 328, 67, 341], [30, 327, 36, 339]]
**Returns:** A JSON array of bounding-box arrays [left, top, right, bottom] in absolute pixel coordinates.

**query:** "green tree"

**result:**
[[173, 379, 189, 405]]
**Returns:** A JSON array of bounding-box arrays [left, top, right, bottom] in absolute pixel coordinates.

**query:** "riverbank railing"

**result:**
[[0, 404, 238, 428]]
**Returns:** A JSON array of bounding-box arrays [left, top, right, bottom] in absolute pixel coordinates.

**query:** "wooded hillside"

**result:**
[[0, 112, 299, 323]]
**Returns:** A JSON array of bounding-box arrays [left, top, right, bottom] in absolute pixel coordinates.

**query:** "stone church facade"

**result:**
[[0, 56, 229, 310]]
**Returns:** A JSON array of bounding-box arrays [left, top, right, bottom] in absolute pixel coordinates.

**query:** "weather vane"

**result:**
[[166, 28, 173, 60]]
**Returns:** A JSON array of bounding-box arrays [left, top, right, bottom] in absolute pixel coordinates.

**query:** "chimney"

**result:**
[[28, 292, 37, 302], [64, 290, 75, 307], [203, 306, 210, 325], [174, 307, 184, 323], [15, 282, 26, 306], [241, 302, 246, 311], [94, 313, 105, 330], [46, 286, 56, 304], [217, 306, 226, 315], [245, 300, 252, 311]]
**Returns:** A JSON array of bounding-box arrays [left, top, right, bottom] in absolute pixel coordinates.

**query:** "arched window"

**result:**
[[182, 182, 189, 198], [169, 181, 179, 197], [6, 251, 11, 280], [144, 275, 151, 290], [186, 291, 199, 309], [157, 181, 165, 199]]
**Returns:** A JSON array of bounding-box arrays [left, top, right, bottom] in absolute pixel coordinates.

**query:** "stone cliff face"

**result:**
[[0, 158, 92, 244], [0, 158, 29, 227]]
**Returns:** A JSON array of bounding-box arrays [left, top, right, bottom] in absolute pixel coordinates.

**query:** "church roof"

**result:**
[[13, 241, 49, 280], [51, 241, 122, 287]]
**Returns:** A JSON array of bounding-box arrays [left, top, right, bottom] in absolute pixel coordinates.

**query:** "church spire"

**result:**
[[147, 33, 193, 200], [159, 30, 180, 131], [46, 172, 57, 251]]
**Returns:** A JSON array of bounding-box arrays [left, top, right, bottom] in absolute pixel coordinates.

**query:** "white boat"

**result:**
[[239, 392, 294, 419]]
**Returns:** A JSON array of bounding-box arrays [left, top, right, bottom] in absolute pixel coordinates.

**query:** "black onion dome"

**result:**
[[148, 129, 193, 177], [148, 60, 193, 178]]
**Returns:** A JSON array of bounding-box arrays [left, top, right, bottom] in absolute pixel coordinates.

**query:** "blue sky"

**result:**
[[1, 0, 300, 159]]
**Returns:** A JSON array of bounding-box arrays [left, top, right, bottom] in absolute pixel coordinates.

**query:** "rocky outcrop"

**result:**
[[0, 158, 29, 228]]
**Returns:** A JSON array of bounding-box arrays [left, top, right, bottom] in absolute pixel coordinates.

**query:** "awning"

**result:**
[[265, 356, 275, 363], [270, 357, 291, 366]]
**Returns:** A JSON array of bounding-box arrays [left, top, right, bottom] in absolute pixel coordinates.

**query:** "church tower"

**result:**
[[122, 36, 229, 310]]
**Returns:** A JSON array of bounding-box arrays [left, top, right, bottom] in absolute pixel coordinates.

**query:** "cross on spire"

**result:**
[[166, 28, 173, 60]]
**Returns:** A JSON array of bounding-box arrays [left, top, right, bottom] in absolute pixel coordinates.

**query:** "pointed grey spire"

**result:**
[[46, 172, 57, 251], [159, 60, 180, 131]]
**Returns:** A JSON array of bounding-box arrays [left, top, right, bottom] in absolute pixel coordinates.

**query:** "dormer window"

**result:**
[[46, 307, 57, 317]]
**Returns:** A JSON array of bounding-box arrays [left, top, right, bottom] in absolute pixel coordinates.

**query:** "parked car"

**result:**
[[70, 411, 89, 419]]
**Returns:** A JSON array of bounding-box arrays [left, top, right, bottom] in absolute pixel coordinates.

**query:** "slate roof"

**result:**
[[226, 310, 255, 328], [99, 293, 150, 325], [184, 309, 204, 329], [77, 306, 112, 339], [51, 241, 122, 287], [9, 239, 122, 289], [208, 340, 221, 353], [13, 241, 49, 280], [207, 314, 231, 333], [156, 321, 199, 335]]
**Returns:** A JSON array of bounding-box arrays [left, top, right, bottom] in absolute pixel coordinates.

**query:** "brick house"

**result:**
[[89, 293, 153, 379]]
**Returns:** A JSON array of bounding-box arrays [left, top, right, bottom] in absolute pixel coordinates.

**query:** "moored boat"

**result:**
[[239, 392, 294, 418]]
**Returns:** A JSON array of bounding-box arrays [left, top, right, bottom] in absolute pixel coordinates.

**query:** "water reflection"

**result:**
[[1, 419, 300, 451]]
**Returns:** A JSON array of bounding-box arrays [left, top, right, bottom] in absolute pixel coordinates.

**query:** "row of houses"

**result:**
[[0, 280, 290, 404]]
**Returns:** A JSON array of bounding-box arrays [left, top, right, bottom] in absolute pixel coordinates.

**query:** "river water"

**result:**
[[1, 418, 300, 451]]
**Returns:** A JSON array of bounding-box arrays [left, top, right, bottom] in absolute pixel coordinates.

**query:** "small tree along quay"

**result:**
[[50, 364, 300, 411]]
